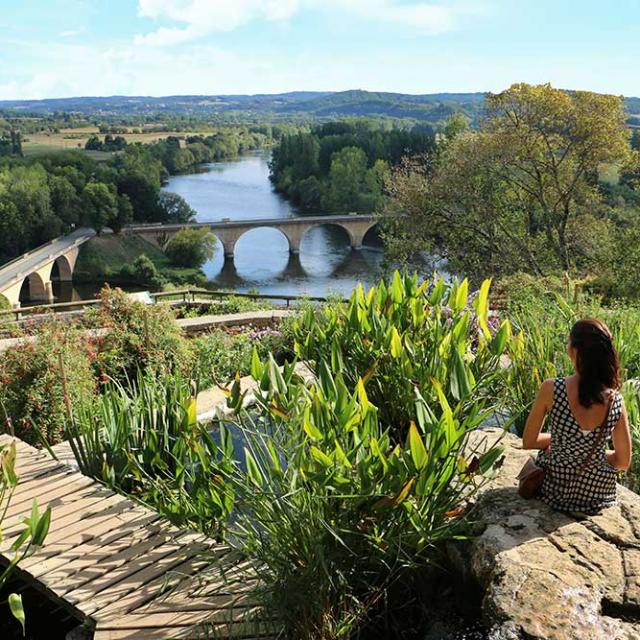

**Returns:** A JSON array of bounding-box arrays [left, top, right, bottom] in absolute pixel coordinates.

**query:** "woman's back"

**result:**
[[537, 377, 623, 514]]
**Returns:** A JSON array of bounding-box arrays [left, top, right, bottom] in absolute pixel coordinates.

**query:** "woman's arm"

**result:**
[[522, 379, 554, 450], [606, 399, 632, 471]]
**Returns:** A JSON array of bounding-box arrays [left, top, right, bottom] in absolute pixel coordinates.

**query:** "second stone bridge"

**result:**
[[123, 214, 378, 258]]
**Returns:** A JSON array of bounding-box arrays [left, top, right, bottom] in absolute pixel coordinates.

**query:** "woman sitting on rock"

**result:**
[[522, 318, 632, 514]]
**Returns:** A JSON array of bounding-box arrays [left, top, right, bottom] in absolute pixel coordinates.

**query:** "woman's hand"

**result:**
[[522, 379, 554, 450]]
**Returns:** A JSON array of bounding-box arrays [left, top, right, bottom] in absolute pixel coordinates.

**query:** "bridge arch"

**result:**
[[50, 255, 73, 281], [224, 227, 294, 260], [361, 222, 380, 247], [19, 272, 47, 305], [300, 223, 355, 251]]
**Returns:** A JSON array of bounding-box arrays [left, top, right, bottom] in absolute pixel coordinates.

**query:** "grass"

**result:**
[[74, 235, 205, 286], [21, 127, 215, 157]]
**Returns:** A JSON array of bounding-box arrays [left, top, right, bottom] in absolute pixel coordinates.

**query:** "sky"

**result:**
[[0, 0, 639, 99]]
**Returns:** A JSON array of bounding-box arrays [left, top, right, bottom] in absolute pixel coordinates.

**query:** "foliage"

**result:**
[[65, 373, 234, 536], [157, 191, 196, 223], [81, 181, 119, 234], [270, 121, 432, 212], [0, 124, 271, 262], [118, 254, 166, 288], [0, 294, 10, 311], [86, 286, 195, 384], [165, 227, 216, 268], [194, 326, 292, 389], [293, 271, 510, 440], [74, 234, 205, 287], [0, 323, 96, 445], [223, 354, 505, 638], [381, 83, 634, 281], [0, 441, 51, 633]]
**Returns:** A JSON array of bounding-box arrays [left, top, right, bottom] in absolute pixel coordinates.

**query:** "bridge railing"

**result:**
[[0, 288, 347, 321], [0, 234, 67, 275]]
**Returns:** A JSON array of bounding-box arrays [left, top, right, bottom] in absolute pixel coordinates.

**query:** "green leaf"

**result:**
[[310, 446, 333, 469], [390, 327, 403, 358], [250, 347, 264, 380], [8, 593, 25, 634], [473, 279, 492, 339], [408, 421, 428, 470], [32, 506, 51, 547], [491, 319, 511, 355]]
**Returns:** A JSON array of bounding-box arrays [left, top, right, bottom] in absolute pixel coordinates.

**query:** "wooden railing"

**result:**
[[0, 288, 344, 321]]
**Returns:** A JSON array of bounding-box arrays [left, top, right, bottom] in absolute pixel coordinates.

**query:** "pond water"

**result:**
[[162, 151, 386, 297]]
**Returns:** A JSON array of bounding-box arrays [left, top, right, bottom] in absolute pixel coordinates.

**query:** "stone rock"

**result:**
[[465, 428, 640, 640]]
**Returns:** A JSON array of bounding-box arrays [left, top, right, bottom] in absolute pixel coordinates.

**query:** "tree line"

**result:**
[[269, 120, 436, 213], [380, 83, 640, 300]]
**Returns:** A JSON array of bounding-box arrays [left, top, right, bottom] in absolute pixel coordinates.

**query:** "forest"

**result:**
[[0, 126, 273, 263], [269, 120, 435, 212]]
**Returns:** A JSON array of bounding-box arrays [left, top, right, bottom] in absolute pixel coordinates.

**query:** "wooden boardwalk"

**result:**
[[0, 435, 267, 639]]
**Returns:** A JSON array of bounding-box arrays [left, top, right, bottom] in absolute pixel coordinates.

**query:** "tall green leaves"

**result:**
[[223, 274, 508, 638], [65, 374, 234, 536], [293, 272, 510, 440]]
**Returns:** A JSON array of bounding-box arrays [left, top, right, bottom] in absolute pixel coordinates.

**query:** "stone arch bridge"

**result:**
[[0, 215, 378, 308], [123, 214, 378, 259], [0, 228, 95, 308]]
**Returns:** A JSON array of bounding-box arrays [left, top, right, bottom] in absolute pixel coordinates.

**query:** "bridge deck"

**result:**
[[0, 435, 266, 639]]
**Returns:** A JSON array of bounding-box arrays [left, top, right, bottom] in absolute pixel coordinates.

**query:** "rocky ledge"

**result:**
[[462, 428, 640, 640]]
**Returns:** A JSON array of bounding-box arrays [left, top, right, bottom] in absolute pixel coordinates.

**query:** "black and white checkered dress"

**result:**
[[536, 377, 622, 514]]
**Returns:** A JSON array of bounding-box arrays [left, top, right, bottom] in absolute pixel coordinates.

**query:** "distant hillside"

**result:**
[[0, 90, 486, 125], [0, 90, 637, 127]]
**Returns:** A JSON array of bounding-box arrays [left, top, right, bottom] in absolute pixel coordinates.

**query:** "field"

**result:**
[[21, 126, 214, 156]]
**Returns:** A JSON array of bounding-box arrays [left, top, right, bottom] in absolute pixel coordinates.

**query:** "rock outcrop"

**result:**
[[465, 428, 640, 640]]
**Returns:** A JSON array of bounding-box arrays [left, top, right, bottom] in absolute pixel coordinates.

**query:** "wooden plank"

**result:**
[[64, 532, 206, 614], [51, 522, 182, 596], [97, 549, 225, 619], [3, 471, 97, 516], [1, 486, 130, 540], [23, 511, 162, 579]]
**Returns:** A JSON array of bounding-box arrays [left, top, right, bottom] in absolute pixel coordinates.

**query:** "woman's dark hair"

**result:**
[[569, 318, 620, 407]]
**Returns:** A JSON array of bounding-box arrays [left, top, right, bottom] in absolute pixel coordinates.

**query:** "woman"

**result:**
[[522, 318, 632, 514]]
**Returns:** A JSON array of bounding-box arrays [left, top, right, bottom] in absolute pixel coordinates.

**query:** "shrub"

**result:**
[[194, 326, 292, 388], [0, 323, 96, 445], [293, 272, 511, 441], [86, 286, 195, 384], [118, 254, 166, 288], [223, 355, 505, 638], [66, 373, 234, 537], [165, 227, 216, 268], [0, 294, 11, 311]]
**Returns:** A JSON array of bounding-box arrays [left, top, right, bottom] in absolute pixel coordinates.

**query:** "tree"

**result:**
[[165, 227, 216, 268], [323, 146, 369, 212], [81, 181, 118, 234], [111, 194, 133, 233], [632, 129, 640, 151], [381, 83, 633, 278], [157, 191, 196, 223]]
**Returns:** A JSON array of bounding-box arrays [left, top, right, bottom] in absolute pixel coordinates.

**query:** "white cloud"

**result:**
[[135, 0, 301, 45], [134, 0, 474, 46]]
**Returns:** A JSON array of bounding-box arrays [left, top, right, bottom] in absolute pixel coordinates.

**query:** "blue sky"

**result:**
[[1, 0, 639, 99]]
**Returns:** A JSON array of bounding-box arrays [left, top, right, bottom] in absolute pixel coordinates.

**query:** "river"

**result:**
[[162, 151, 385, 297]]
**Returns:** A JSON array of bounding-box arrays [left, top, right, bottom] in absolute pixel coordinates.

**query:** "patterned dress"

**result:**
[[536, 377, 622, 514]]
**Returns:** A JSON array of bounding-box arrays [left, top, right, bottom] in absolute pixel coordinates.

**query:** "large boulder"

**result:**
[[464, 428, 640, 640]]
